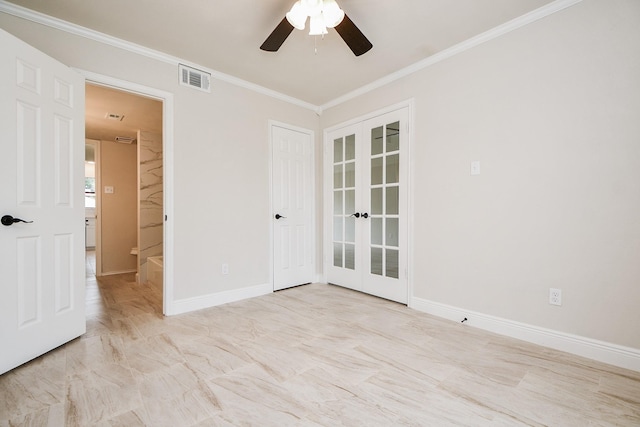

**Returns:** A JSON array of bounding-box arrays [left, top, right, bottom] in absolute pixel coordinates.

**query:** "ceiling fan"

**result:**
[[260, 0, 373, 56]]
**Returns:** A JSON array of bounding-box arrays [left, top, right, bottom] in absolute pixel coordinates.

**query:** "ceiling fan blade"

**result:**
[[334, 13, 372, 56], [260, 17, 295, 52]]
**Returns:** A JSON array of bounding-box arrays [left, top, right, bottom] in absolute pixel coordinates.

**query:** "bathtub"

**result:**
[[147, 256, 163, 288]]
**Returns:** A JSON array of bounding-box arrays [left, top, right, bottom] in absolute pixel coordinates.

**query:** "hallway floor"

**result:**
[[1, 253, 639, 426]]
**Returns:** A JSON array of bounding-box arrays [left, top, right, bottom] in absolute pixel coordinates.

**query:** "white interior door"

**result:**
[[325, 107, 409, 304], [272, 123, 314, 291], [0, 29, 86, 374]]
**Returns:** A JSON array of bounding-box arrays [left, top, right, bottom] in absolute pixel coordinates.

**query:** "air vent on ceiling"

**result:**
[[105, 112, 125, 121], [115, 136, 136, 144], [179, 64, 211, 93]]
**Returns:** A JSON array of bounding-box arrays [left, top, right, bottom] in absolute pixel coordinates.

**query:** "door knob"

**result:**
[[275, 214, 286, 219], [349, 212, 361, 218], [1, 215, 33, 226], [361, 212, 369, 219]]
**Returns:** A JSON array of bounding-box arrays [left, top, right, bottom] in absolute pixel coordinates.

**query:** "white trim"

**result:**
[[0, 1, 317, 113], [170, 283, 272, 316], [1, 0, 582, 113], [77, 69, 176, 317], [320, 0, 583, 110], [323, 100, 416, 134], [410, 297, 640, 372]]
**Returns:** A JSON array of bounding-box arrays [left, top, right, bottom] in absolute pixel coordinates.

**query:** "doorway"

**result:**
[[84, 79, 169, 313]]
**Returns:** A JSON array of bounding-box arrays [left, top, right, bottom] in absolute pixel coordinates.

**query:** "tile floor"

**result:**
[[1, 252, 639, 426]]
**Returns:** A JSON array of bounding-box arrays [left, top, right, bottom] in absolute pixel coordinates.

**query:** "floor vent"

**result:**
[[179, 64, 211, 93]]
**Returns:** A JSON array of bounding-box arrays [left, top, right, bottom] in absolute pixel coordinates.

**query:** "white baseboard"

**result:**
[[97, 269, 137, 277], [167, 282, 272, 316], [410, 297, 640, 372]]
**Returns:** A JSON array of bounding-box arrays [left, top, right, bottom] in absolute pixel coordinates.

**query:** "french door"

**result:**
[[325, 107, 409, 303]]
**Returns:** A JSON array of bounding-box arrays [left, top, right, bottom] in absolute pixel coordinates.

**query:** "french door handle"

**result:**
[[361, 213, 369, 219], [275, 214, 286, 220], [1, 215, 33, 226], [349, 212, 361, 218]]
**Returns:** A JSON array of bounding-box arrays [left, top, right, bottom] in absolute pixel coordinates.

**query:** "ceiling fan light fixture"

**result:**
[[322, 0, 345, 28], [286, 0, 344, 35], [262, 0, 371, 56], [286, 1, 307, 30], [309, 13, 328, 36]]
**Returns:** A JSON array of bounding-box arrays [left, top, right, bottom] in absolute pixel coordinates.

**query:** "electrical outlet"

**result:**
[[549, 288, 562, 306], [222, 263, 229, 275]]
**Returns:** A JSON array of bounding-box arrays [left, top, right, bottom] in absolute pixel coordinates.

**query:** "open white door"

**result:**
[[272, 123, 314, 291], [0, 29, 86, 374]]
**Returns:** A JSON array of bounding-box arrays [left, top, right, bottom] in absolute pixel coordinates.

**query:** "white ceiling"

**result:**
[[5, 0, 556, 142]]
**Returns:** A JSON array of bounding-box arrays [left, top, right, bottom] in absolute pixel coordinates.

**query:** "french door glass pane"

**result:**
[[334, 138, 343, 162], [345, 244, 355, 270], [333, 217, 343, 241], [386, 249, 399, 278], [345, 189, 355, 214], [345, 134, 356, 160], [345, 162, 355, 187], [371, 188, 383, 214], [371, 126, 383, 155], [371, 247, 383, 275], [371, 218, 383, 245], [333, 190, 343, 214], [345, 217, 356, 242], [386, 218, 398, 247], [386, 186, 399, 215], [386, 154, 399, 184], [386, 121, 400, 152], [371, 157, 383, 185], [333, 164, 343, 189], [333, 243, 343, 267]]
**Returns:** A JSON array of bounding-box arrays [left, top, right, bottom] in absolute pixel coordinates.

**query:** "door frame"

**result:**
[[322, 99, 415, 302], [268, 120, 316, 291], [77, 69, 176, 316], [85, 138, 101, 273]]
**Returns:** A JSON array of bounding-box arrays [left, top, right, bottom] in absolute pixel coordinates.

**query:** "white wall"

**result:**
[[100, 139, 137, 274], [321, 0, 640, 350], [0, 12, 320, 304]]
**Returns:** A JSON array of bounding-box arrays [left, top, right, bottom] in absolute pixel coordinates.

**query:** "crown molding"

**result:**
[[0, 0, 319, 112], [320, 0, 583, 111]]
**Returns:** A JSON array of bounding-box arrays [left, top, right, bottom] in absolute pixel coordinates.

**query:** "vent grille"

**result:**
[[179, 64, 211, 93], [115, 136, 136, 144]]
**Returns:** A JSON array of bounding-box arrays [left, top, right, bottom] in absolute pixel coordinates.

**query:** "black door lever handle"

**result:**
[[1, 215, 33, 226]]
